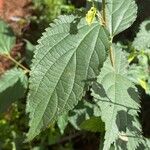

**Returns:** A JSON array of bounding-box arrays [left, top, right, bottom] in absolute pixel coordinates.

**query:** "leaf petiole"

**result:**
[[5, 54, 30, 74]]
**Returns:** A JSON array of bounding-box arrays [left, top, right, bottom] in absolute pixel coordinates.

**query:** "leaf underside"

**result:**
[[92, 46, 142, 150], [26, 15, 110, 140]]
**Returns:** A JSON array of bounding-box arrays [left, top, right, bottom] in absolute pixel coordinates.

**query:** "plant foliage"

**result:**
[[92, 46, 142, 149], [0, 0, 150, 149], [133, 20, 150, 51], [26, 15, 110, 141], [106, 0, 137, 36], [0, 20, 16, 54], [0, 69, 27, 113], [128, 20, 150, 94]]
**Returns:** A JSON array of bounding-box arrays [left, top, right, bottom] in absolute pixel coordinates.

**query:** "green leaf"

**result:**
[[80, 116, 105, 132], [127, 46, 150, 94], [133, 20, 150, 51], [68, 100, 101, 130], [128, 63, 150, 95], [0, 20, 16, 55], [57, 114, 68, 134], [92, 46, 142, 150], [26, 15, 110, 141], [106, 0, 137, 36], [0, 69, 28, 113]]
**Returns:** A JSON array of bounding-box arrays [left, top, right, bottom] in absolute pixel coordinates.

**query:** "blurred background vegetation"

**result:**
[[0, 0, 150, 149]]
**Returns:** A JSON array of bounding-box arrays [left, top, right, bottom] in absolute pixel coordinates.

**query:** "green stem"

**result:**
[[109, 36, 115, 67], [6, 54, 30, 74], [101, 1, 115, 67], [109, 45, 115, 67], [102, 0, 106, 26]]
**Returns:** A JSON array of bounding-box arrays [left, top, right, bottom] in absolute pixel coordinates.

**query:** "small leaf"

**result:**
[[57, 114, 68, 134], [133, 20, 150, 51], [106, 0, 137, 36], [0, 20, 16, 55], [80, 116, 105, 132], [0, 69, 28, 113]]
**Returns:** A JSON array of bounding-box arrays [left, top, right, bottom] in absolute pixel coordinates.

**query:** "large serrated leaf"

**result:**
[[106, 0, 137, 36], [0, 69, 28, 113], [26, 15, 110, 140], [0, 20, 16, 55], [92, 46, 142, 150]]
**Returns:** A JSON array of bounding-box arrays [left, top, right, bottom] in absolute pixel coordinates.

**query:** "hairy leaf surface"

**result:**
[[26, 15, 110, 140], [106, 0, 137, 36], [92, 46, 141, 150]]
